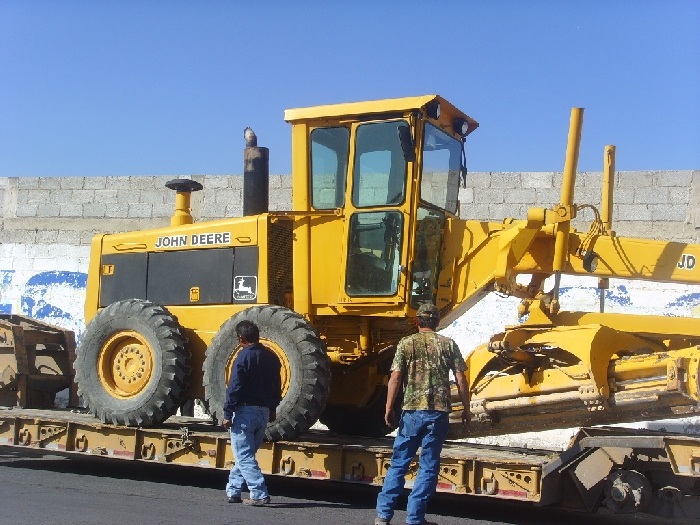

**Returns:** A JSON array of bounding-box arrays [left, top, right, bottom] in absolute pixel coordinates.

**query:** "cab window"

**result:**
[[421, 122, 461, 213], [346, 211, 403, 296], [352, 120, 407, 208], [310, 126, 349, 209]]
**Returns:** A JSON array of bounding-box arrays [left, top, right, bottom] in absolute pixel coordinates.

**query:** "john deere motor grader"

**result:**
[[75, 95, 700, 441]]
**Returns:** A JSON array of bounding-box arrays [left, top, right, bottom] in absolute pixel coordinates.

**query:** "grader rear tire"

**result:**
[[203, 305, 331, 441], [74, 299, 190, 426]]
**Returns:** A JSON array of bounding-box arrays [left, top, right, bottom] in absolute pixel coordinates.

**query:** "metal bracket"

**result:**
[[550, 204, 576, 223], [75, 434, 88, 452], [579, 385, 608, 411], [17, 428, 31, 445], [349, 462, 365, 481], [281, 455, 295, 475], [469, 399, 493, 423], [141, 442, 156, 460], [481, 473, 498, 495], [667, 358, 688, 393], [36, 424, 67, 446], [161, 427, 200, 462]]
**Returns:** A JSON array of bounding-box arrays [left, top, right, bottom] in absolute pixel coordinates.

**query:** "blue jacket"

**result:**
[[223, 342, 282, 421]]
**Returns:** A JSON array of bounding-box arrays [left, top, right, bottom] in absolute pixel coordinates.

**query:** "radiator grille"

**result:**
[[268, 220, 293, 306]]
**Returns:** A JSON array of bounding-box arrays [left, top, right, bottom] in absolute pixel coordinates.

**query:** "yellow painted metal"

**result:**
[[526, 229, 700, 283], [666, 438, 700, 476], [81, 95, 484, 414], [457, 296, 700, 437], [98, 215, 259, 257], [291, 121, 312, 318], [308, 216, 345, 306], [440, 209, 700, 328], [437, 193, 700, 435], [0, 408, 557, 503], [98, 330, 154, 399], [84, 234, 106, 323], [558, 108, 584, 221], [6, 407, 700, 511], [293, 216, 312, 318], [254, 214, 270, 306], [359, 318, 370, 353], [602, 145, 616, 233], [171, 191, 194, 226], [552, 108, 583, 317], [284, 95, 477, 133]]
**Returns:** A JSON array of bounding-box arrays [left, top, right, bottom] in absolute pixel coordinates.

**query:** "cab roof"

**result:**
[[284, 95, 478, 136]]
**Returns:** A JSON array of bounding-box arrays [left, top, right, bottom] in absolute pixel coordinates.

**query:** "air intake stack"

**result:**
[[165, 179, 203, 226]]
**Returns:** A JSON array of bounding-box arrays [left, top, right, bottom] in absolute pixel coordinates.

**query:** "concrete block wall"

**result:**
[[461, 170, 699, 243], [0, 174, 291, 246], [1, 170, 697, 246]]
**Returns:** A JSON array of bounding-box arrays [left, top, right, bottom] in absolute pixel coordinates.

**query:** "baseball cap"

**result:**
[[416, 303, 439, 318]]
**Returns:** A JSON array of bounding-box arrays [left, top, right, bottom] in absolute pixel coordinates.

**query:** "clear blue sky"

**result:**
[[1, 1, 698, 177]]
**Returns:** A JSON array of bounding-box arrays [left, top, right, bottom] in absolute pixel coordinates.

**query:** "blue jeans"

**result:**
[[226, 406, 269, 500], [376, 410, 449, 525]]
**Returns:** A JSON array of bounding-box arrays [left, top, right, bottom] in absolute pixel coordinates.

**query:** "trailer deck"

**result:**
[[2, 407, 699, 518]]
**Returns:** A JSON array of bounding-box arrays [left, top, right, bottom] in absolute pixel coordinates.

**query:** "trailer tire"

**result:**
[[320, 385, 400, 437], [74, 299, 190, 427], [203, 305, 330, 441]]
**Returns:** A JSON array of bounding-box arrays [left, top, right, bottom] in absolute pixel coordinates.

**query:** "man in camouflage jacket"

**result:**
[[375, 303, 470, 525]]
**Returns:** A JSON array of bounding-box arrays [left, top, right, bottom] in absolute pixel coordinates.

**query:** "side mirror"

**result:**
[[397, 125, 416, 163]]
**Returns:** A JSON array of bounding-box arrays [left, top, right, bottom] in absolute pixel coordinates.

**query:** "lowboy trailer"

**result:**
[[1, 407, 699, 519]]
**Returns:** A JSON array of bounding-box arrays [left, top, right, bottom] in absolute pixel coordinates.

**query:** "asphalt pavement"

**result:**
[[0, 447, 690, 525]]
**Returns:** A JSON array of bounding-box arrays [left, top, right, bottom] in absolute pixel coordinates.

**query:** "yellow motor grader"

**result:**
[[74, 95, 700, 441]]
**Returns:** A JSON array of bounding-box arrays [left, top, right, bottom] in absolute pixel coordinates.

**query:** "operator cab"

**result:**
[[285, 95, 478, 313]]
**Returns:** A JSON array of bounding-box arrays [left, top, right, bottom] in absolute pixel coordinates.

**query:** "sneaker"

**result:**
[[242, 496, 271, 506], [408, 521, 437, 525], [227, 495, 241, 503], [375, 518, 390, 525]]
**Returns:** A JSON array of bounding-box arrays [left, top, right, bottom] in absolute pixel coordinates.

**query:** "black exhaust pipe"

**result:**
[[243, 127, 269, 216]]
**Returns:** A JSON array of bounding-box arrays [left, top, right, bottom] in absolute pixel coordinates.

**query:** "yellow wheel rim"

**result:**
[[225, 338, 291, 398], [98, 330, 154, 399]]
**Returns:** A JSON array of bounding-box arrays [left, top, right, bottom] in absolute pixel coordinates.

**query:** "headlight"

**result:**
[[453, 118, 470, 137], [425, 100, 441, 120]]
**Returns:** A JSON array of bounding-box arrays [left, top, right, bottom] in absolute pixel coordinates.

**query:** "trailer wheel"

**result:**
[[319, 385, 400, 437], [74, 299, 190, 426], [203, 305, 330, 441]]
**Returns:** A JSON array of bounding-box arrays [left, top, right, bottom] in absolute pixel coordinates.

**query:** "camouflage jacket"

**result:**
[[391, 330, 466, 412]]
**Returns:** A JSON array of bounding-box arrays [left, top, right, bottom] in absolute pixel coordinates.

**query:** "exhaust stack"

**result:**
[[243, 127, 269, 216]]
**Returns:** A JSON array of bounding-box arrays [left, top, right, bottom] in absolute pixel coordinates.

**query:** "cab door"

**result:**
[[307, 125, 351, 307], [341, 119, 414, 305]]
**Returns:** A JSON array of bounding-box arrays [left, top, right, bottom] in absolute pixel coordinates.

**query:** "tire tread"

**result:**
[[74, 299, 190, 427]]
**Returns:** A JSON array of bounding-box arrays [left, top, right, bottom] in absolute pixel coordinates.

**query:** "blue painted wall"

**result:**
[[0, 269, 88, 341]]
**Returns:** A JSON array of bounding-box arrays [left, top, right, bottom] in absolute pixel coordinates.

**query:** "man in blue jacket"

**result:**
[[222, 320, 282, 506]]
